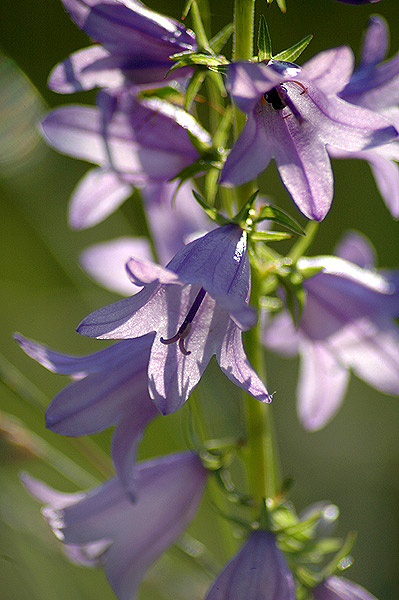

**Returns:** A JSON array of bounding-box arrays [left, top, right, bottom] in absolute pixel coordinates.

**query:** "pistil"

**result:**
[[160, 287, 207, 356]]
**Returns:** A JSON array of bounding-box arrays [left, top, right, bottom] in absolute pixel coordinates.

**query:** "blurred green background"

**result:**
[[1, 0, 399, 598]]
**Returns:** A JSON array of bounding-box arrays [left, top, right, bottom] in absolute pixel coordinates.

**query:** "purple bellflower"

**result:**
[[77, 224, 270, 414], [313, 575, 379, 600], [262, 231, 399, 430], [49, 0, 196, 94], [329, 16, 399, 217], [80, 180, 212, 295], [220, 48, 397, 221], [15, 332, 158, 498], [204, 530, 295, 600], [40, 88, 211, 229], [21, 451, 207, 600]]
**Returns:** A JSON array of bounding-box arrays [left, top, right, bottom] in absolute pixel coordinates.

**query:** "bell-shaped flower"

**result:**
[[40, 88, 211, 229], [204, 530, 295, 600], [220, 48, 397, 221], [312, 575, 379, 600], [49, 0, 196, 94], [77, 224, 270, 414], [263, 231, 399, 430], [15, 332, 158, 498], [330, 16, 399, 217], [21, 451, 207, 600]]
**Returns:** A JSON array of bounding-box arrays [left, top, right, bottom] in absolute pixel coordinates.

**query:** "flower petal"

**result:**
[[297, 341, 349, 431], [40, 451, 207, 600], [80, 237, 153, 296], [313, 575, 379, 600], [360, 15, 389, 66], [262, 311, 300, 357], [69, 167, 133, 229], [334, 231, 376, 268], [301, 47, 354, 95], [220, 111, 273, 187], [204, 531, 295, 600], [217, 319, 270, 403], [48, 45, 125, 93]]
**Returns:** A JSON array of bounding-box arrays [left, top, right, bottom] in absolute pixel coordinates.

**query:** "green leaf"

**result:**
[[233, 190, 259, 225], [181, 0, 193, 20], [189, 0, 209, 50], [170, 156, 218, 185], [266, 0, 286, 12], [184, 70, 206, 111], [209, 23, 234, 54], [191, 190, 230, 225], [168, 52, 228, 74], [257, 15, 272, 62], [273, 34, 313, 63], [254, 203, 305, 235]]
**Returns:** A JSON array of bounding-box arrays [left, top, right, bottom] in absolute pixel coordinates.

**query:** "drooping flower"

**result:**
[[21, 451, 207, 600], [262, 231, 399, 430], [49, 0, 196, 94], [312, 575, 379, 600], [220, 48, 397, 221], [204, 530, 295, 600], [40, 88, 211, 229], [77, 224, 270, 414], [330, 16, 399, 218], [15, 332, 158, 498]]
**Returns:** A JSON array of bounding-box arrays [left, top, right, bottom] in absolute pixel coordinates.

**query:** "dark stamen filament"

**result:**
[[160, 287, 206, 356]]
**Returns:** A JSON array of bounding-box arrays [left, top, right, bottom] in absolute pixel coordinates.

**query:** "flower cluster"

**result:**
[[15, 1, 397, 599]]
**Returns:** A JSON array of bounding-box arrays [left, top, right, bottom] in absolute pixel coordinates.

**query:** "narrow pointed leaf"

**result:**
[[210, 23, 234, 54], [251, 231, 293, 241], [255, 204, 305, 235], [185, 70, 206, 111], [258, 15, 272, 62], [192, 190, 230, 225], [274, 35, 313, 62]]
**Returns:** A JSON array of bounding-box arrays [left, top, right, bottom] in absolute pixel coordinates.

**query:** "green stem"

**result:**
[[289, 221, 319, 263], [233, 0, 255, 136], [243, 271, 279, 510]]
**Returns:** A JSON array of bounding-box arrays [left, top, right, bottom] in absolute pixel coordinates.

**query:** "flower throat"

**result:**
[[160, 287, 206, 356]]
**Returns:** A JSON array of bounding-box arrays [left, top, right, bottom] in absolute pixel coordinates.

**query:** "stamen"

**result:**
[[160, 287, 206, 356]]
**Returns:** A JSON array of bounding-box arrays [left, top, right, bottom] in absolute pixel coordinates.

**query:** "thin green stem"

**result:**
[[289, 221, 319, 263], [233, 0, 255, 136], [243, 271, 280, 512]]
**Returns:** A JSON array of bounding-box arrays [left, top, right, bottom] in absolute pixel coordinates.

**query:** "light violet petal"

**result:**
[[360, 16, 389, 66], [220, 111, 273, 187], [111, 400, 159, 499], [45, 356, 149, 435], [334, 231, 376, 268], [366, 150, 399, 218], [80, 237, 153, 296], [331, 316, 399, 394], [204, 531, 295, 600], [77, 283, 166, 339], [61, 0, 195, 57], [269, 103, 333, 221], [69, 168, 133, 229], [297, 342, 349, 431], [217, 320, 270, 403], [147, 287, 216, 414], [40, 105, 108, 165], [301, 46, 354, 95], [43, 451, 207, 600], [48, 45, 124, 93], [313, 575, 379, 600], [20, 473, 85, 509], [126, 257, 181, 286], [14, 333, 153, 376], [166, 224, 255, 328], [299, 90, 398, 151], [262, 311, 300, 357], [141, 180, 212, 265]]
